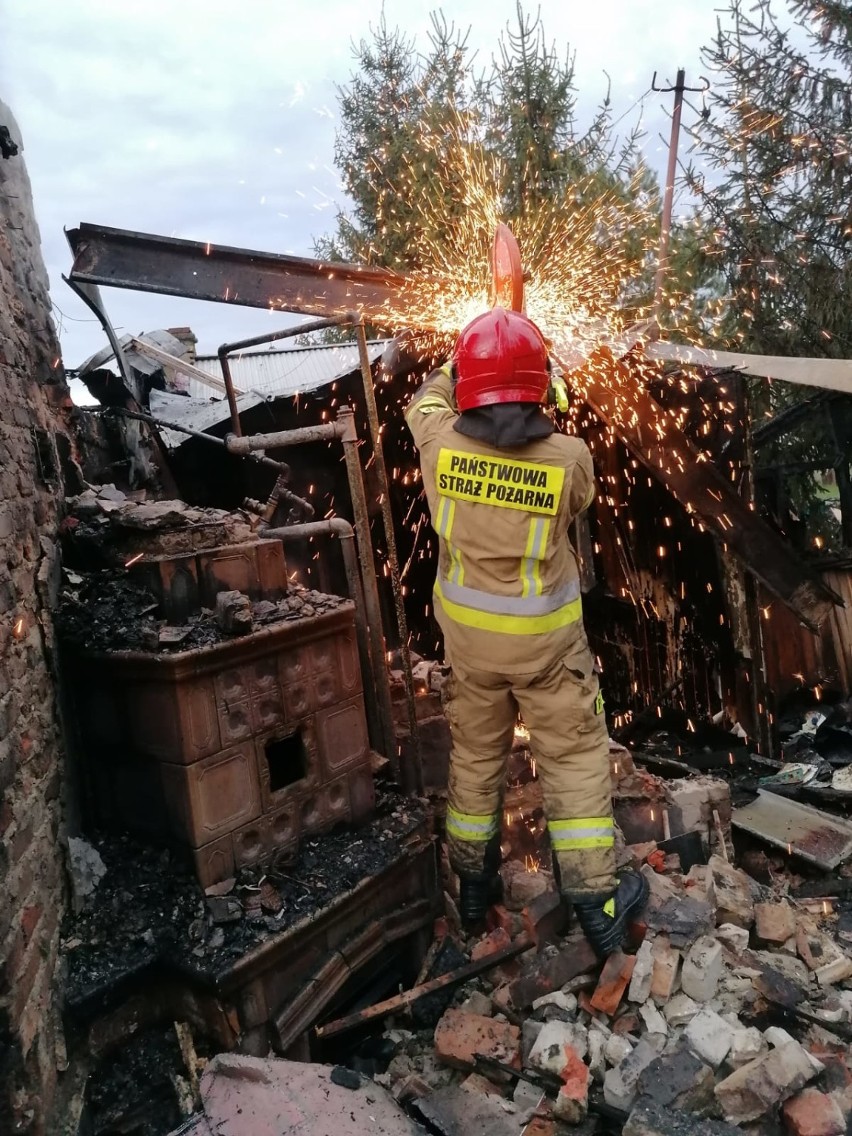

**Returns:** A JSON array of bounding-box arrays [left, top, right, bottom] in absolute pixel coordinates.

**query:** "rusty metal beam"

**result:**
[[568, 347, 841, 631], [66, 223, 404, 323]]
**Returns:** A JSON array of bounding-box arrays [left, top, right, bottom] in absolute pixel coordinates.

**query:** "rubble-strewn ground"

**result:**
[[357, 835, 852, 1136]]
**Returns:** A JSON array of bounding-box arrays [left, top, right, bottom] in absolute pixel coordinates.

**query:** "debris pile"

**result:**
[[62, 787, 427, 1010], [336, 790, 852, 1136]]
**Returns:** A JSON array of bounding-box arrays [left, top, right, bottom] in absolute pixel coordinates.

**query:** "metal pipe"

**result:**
[[337, 406, 399, 773], [652, 68, 686, 325], [261, 518, 380, 751], [110, 406, 290, 474], [226, 420, 345, 454], [218, 316, 349, 358], [217, 316, 350, 436], [355, 323, 422, 794]]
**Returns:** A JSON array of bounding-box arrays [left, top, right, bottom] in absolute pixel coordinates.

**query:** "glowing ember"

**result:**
[[124, 552, 144, 568], [524, 854, 541, 873], [12, 616, 26, 639]]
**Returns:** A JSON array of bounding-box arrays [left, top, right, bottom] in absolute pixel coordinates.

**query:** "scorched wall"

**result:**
[[0, 101, 74, 1132]]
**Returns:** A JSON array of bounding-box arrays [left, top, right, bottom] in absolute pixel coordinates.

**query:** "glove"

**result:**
[[547, 364, 570, 413]]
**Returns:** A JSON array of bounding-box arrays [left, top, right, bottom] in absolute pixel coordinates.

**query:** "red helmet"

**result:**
[[453, 307, 550, 411]]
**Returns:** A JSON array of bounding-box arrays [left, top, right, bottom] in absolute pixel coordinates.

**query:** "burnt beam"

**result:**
[[569, 348, 841, 631], [66, 223, 405, 324]]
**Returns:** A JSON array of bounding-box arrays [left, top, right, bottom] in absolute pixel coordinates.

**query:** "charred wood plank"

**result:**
[[314, 932, 534, 1039]]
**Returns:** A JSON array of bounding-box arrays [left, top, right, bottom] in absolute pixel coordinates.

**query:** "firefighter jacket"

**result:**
[[405, 369, 595, 675]]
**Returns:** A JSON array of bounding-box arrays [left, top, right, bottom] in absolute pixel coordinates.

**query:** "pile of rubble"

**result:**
[[362, 846, 852, 1136]]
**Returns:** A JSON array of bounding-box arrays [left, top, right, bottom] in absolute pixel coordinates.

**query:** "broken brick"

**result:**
[[709, 855, 754, 929], [649, 937, 681, 1005], [612, 1011, 641, 1036], [553, 1045, 589, 1124], [471, 927, 512, 962], [782, 1088, 846, 1136], [508, 934, 597, 1009], [715, 1041, 818, 1124], [433, 1009, 520, 1072], [522, 890, 567, 949], [755, 902, 796, 946], [485, 905, 515, 936], [590, 950, 635, 1016], [461, 1072, 504, 1097]]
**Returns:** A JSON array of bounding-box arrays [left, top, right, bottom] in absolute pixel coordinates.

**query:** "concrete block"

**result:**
[[664, 992, 700, 1026], [650, 938, 681, 1004], [683, 1008, 735, 1068], [605, 1034, 633, 1067], [531, 990, 577, 1016], [628, 939, 654, 1004], [684, 864, 717, 909], [764, 1029, 824, 1075], [460, 991, 493, 1017], [727, 1026, 767, 1069], [755, 901, 796, 945], [681, 935, 724, 1002], [588, 1030, 606, 1083], [783, 1088, 846, 1136], [522, 1019, 544, 1065], [528, 1020, 588, 1074], [708, 855, 754, 928], [715, 923, 749, 952], [714, 1042, 819, 1124], [639, 1002, 667, 1036]]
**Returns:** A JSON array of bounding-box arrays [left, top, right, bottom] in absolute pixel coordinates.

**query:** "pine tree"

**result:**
[[687, 0, 852, 548], [315, 4, 662, 336]]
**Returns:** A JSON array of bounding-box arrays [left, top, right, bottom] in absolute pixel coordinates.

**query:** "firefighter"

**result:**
[[402, 306, 648, 957]]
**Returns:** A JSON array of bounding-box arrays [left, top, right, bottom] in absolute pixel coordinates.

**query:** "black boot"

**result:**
[[458, 875, 494, 930], [572, 870, 649, 959]]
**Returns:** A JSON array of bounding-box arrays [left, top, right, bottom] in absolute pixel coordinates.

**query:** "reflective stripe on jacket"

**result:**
[[405, 369, 596, 674]]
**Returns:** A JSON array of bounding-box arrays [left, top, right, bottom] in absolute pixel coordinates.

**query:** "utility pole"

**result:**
[[651, 70, 709, 325]]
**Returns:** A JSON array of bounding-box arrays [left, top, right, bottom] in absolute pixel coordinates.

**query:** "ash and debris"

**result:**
[[57, 568, 350, 654], [62, 787, 427, 1014], [84, 1024, 194, 1136]]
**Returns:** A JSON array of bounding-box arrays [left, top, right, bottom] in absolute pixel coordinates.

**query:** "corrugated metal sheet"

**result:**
[[147, 340, 388, 449], [189, 340, 388, 400]]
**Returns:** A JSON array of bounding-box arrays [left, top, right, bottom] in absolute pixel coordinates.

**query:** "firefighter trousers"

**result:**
[[443, 638, 615, 899]]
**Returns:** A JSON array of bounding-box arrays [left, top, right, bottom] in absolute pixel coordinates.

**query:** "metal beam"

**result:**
[[66, 223, 404, 323], [563, 346, 841, 632]]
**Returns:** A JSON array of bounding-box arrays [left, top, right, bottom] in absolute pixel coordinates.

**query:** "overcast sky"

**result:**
[[3, 0, 730, 368]]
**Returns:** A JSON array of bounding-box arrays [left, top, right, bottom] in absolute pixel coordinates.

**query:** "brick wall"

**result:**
[[0, 100, 74, 1132]]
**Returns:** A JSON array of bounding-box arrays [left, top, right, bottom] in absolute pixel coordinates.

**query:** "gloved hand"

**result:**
[[547, 361, 570, 412]]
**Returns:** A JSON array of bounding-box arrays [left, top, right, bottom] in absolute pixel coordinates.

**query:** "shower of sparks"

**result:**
[[351, 112, 666, 356]]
